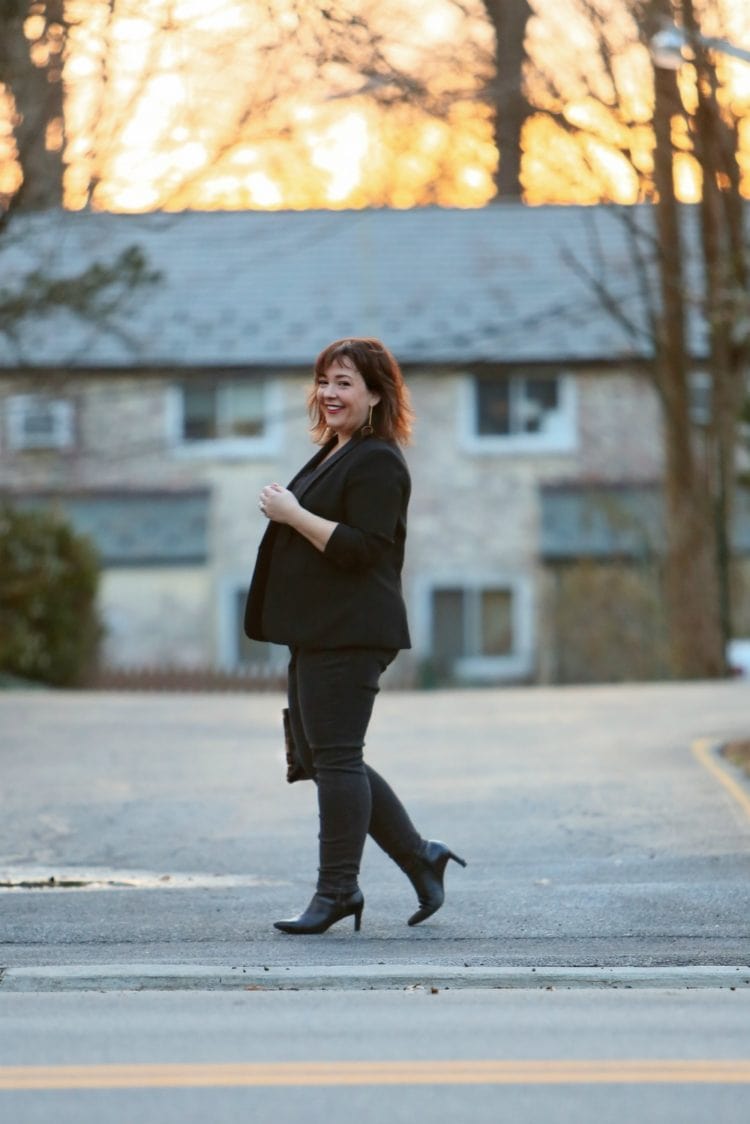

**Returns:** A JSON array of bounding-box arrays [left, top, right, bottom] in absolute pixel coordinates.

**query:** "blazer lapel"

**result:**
[[292, 436, 360, 501]]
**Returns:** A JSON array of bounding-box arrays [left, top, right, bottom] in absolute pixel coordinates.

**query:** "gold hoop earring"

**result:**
[[361, 404, 375, 437]]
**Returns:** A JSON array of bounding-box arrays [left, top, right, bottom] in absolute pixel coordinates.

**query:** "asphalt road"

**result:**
[[1, 989, 750, 1124], [3, 682, 750, 1123], [1, 680, 750, 971]]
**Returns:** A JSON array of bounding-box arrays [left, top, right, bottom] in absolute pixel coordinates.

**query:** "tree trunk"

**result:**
[[652, 63, 725, 677], [481, 0, 532, 200], [684, 0, 747, 660], [661, 404, 725, 678], [0, 0, 65, 213]]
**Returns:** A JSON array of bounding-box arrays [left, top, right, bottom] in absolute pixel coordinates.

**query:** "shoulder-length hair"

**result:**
[[308, 337, 414, 445]]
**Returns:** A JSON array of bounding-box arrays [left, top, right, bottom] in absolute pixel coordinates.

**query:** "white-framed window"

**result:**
[[414, 574, 534, 683], [168, 375, 282, 457], [5, 394, 75, 452], [688, 369, 712, 427], [460, 369, 577, 454]]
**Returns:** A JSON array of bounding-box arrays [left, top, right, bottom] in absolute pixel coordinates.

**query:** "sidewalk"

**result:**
[[2, 682, 750, 988]]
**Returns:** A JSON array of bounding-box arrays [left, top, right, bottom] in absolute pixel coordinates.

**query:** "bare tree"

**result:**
[[683, 0, 749, 656], [563, 0, 749, 677], [0, 1, 532, 213], [481, 0, 533, 198], [0, 0, 66, 215], [0, 3, 159, 353], [311, 0, 532, 200]]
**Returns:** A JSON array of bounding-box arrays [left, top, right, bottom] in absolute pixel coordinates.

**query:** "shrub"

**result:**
[[0, 504, 101, 686], [545, 559, 671, 683]]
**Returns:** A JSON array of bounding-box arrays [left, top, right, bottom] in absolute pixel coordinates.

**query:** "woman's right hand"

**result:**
[[259, 483, 301, 524], [259, 483, 338, 554]]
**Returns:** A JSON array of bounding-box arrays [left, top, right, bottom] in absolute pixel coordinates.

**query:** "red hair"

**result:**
[[308, 338, 413, 445]]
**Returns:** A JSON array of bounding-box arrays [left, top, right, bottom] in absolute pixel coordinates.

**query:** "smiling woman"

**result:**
[[244, 337, 466, 935], [314, 358, 378, 444]]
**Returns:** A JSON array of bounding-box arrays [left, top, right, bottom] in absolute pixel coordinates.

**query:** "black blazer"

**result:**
[[244, 434, 411, 650]]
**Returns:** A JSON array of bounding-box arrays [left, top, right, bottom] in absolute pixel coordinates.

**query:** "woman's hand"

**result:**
[[259, 483, 300, 524], [259, 482, 338, 553]]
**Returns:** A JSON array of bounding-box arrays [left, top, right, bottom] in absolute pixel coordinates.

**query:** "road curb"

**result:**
[[2, 963, 749, 993], [691, 738, 750, 823]]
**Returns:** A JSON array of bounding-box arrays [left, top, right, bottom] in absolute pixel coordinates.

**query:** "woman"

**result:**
[[244, 337, 465, 934]]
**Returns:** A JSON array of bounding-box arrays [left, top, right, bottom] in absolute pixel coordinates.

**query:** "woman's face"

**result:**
[[316, 358, 380, 443]]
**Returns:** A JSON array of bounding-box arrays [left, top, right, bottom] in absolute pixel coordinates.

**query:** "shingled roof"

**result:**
[[0, 204, 711, 368]]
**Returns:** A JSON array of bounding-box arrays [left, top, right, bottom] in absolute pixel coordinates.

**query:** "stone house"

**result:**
[[1, 206, 747, 684]]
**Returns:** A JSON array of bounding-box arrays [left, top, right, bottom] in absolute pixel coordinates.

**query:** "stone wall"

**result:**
[[1, 364, 670, 681]]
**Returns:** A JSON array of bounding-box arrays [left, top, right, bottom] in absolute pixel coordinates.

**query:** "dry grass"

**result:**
[[721, 740, 750, 778]]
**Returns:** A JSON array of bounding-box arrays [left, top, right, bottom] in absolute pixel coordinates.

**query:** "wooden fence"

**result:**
[[84, 664, 287, 692]]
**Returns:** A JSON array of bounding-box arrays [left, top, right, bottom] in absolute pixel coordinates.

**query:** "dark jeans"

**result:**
[[287, 647, 422, 895]]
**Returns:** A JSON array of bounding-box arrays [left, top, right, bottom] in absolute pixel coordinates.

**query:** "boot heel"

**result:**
[[274, 888, 364, 935], [403, 840, 467, 926]]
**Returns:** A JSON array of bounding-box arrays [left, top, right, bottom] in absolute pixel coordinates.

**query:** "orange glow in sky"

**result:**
[[13, 0, 750, 210], [62, 0, 499, 211]]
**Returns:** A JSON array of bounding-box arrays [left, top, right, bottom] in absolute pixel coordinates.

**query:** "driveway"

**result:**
[[1, 681, 749, 976]]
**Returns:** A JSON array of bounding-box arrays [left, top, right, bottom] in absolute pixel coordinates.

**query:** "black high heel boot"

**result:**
[[402, 840, 467, 926], [273, 889, 364, 934]]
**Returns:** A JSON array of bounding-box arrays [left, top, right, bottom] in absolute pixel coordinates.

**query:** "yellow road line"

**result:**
[[2, 1060, 750, 1090], [692, 738, 750, 822]]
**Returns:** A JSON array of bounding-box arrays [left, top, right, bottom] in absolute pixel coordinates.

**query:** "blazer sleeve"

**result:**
[[323, 446, 408, 573]]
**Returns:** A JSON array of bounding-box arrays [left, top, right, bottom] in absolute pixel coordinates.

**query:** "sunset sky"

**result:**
[[16, 0, 750, 210]]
